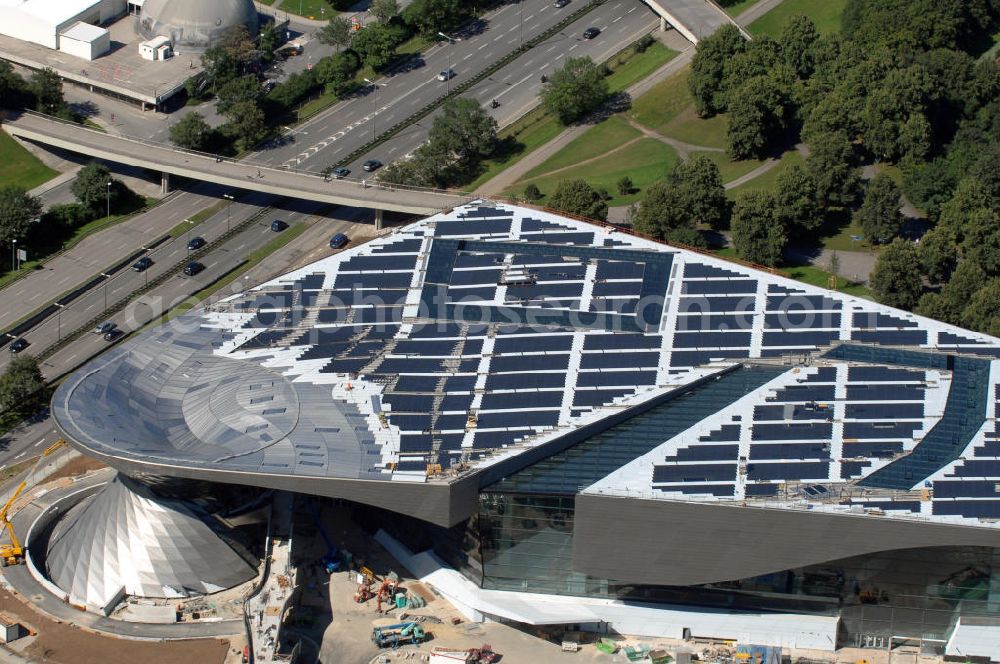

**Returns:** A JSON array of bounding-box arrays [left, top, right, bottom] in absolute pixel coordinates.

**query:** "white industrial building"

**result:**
[[0, 0, 125, 56]]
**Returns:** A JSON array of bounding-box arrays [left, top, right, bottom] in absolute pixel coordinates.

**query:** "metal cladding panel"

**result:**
[[572, 493, 1000, 586], [45, 474, 255, 610]]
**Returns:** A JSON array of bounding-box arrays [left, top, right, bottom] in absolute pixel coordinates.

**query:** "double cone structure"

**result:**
[[45, 474, 256, 613]]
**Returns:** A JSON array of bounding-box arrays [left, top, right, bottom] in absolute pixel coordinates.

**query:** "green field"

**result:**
[[509, 137, 679, 207], [282, 0, 334, 19], [728, 150, 804, 196], [721, 0, 766, 18], [749, 0, 848, 36], [523, 116, 641, 179], [0, 131, 58, 191], [604, 42, 679, 93], [628, 68, 693, 134]]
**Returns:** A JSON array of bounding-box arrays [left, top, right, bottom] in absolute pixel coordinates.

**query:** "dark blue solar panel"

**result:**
[[766, 295, 842, 311], [700, 424, 742, 442], [761, 331, 840, 347], [950, 460, 1000, 476], [440, 394, 475, 411], [682, 280, 757, 295], [771, 385, 836, 401], [750, 443, 830, 460], [576, 371, 656, 386], [932, 481, 1000, 498], [592, 281, 642, 297], [393, 340, 459, 355], [853, 312, 919, 328], [678, 297, 753, 313], [394, 375, 441, 391], [445, 376, 477, 391], [845, 403, 924, 419], [409, 322, 466, 338], [448, 286, 498, 301], [939, 332, 985, 346], [856, 501, 921, 512], [596, 261, 645, 279], [473, 429, 533, 448], [298, 342, 352, 360], [353, 307, 403, 323], [668, 444, 738, 462], [334, 272, 412, 289], [579, 352, 659, 369], [572, 389, 630, 407], [493, 335, 573, 353], [396, 460, 428, 470], [933, 501, 1000, 517], [746, 461, 830, 481], [295, 326, 356, 345], [378, 358, 450, 373], [383, 394, 436, 412], [745, 483, 779, 497], [653, 464, 736, 482], [399, 434, 433, 452], [846, 385, 925, 401], [506, 283, 585, 300], [751, 422, 832, 441], [293, 273, 325, 290], [808, 367, 837, 382], [670, 350, 750, 366], [450, 269, 502, 286], [675, 314, 754, 332], [533, 266, 588, 280], [480, 391, 562, 410], [454, 253, 502, 268], [583, 334, 659, 350], [590, 299, 637, 314], [683, 263, 743, 279], [763, 313, 842, 329], [521, 218, 567, 232], [485, 373, 566, 390], [672, 332, 752, 348], [844, 422, 922, 438], [975, 440, 1000, 456], [841, 461, 871, 479], [436, 219, 512, 236], [519, 232, 595, 244], [372, 238, 423, 253], [669, 484, 736, 496], [851, 330, 928, 345], [847, 366, 924, 382], [437, 434, 466, 450], [477, 410, 560, 428], [435, 414, 470, 430], [320, 357, 370, 374], [754, 405, 832, 421], [491, 354, 569, 372], [390, 414, 433, 431], [341, 255, 418, 271], [842, 440, 904, 457], [345, 340, 384, 357]]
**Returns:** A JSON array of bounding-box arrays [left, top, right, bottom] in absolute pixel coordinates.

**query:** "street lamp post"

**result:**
[[223, 193, 235, 232], [438, 32, 455, 94], [11, 239, 16, 272], [106, 181, 112, 219], [363, 78, 379, 142], [102, 273, 110, 311]]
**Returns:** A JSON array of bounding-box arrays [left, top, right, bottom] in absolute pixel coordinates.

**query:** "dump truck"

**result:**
[[371, 622, 425, 648]]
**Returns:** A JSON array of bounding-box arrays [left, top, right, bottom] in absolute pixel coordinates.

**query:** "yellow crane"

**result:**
[[0, 439, 66, 567]]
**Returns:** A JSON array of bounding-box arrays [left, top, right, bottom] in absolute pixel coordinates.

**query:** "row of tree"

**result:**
[[0, 62, 73, 120]]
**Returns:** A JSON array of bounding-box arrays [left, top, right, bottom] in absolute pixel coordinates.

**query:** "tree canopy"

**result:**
[[730, 190, 787, 267], [870, 239, 923, 310], [632, 155, 727, 243], [547, 180, 608, 221], [71, 163, 119, 214], [0, 186, 42, 249], [541, 57, 609, 125], [855, 173, 903, 244], [0, 354, 46, 415]]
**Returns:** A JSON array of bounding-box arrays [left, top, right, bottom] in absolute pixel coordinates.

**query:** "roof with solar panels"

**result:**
[[52, 201, 1000, 527]]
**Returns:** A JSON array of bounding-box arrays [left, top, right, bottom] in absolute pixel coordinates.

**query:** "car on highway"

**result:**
[[183, 261, 205, 277], [553, 0, 569, 7], [362, 160, 382, 172], [329, 233, 349, 249], [331, 167, 350, 179], [186, 236, 206, 251], [8, 338, 28, 354], [583, 27, 600, 39], [437, 68, 456, 81], [103, 329, 124, 342], [270, 219, 288, 232], [132, 256, 153, 272], [94, 321, 116, 335]]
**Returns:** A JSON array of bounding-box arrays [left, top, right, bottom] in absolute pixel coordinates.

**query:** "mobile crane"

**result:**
[[0, 439, 66, 566]]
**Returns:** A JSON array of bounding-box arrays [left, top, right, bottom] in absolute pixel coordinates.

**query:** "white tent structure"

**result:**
[[0, 0, 124, 51]]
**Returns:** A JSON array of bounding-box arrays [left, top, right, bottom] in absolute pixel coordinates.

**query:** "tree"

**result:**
[[726, 73, 789, 159], [0, 354, 45, 414], [0, 186, 42, 249], [352, 23, 398, 71], [523, 184, 542, 201], [780, 14, 819, 78], [201, 26, 258, 93], [314, 51, 361, 96], [917, 259, 985, 324], [633, 155, 728, 239], [775, 164, 822, 235], [169, 112, 212, 151], [870, 239, 923, 310], [961, 208, 1000, 275], [961, 280, 1000, 336], [688, 24, 746, 116], [617, 176, 633, 196], [371, 0, 400, 24], [541, 57, 609, 125], [0, 61, 27, 110], [805, 132, 861, 207], [548, 180, 607, 221], [318, 17, 353, 51], [30, 68, 64, 115], [405, 0, 472, 36], [215, 74, 263, 115], [855, 173, 903, 244], [428, 98, 498, 171], [731, 190, 786, 267], [225, 101, 266, 151], [259, 21, 281, 62], [917, 226, 957, 283], [71, 163, 119, 214]]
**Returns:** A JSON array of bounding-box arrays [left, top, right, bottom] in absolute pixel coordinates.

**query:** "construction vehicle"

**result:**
[[354, 566, 378, 603], [374, 571, 400, 613], [0, 440, 66, 566], [371, 621, 425, 649], [430, 645, 499, 663], [305, 499, 340, 573]]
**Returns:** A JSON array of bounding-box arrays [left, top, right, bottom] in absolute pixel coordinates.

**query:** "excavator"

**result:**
[[0, 439, 66, 567]]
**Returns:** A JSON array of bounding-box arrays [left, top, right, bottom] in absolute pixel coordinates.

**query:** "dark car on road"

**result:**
[[183, 261, 205, 277], [132, 256, 153, 272], [270, 219, 288, 232], [186, 236, 205, 251], [329, 233, 349, 249], [583, 27, 600, 39], [8, 338, 28, 353], [554, 0, 569, 7], [104, 329, 124, 342], [331, 167, 350, 179], [362, 160, 382, 172], [94, 321, 116, 335], [437, 68, 456, 81]]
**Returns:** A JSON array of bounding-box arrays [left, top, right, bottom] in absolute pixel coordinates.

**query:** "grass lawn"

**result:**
[[661, 106, 729, 149], [282, 0, 333, 20], [628, 68, 692, 134], [818, 217, 874, 252], [691, 151, 766, 185], [466, 107, 565, 191], [509, 138, 678, 207], [605, 42, 679, 93], [523, 116, 641, 179], [721, 0, 766, 18], [749, 0, 848, 36], [728, 150, 804, 195], [0, 131, 58, 191], [714, 248, 871, 298]]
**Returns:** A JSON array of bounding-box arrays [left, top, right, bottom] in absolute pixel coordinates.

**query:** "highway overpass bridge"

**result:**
[[643, 0, 748, 43], [2, 112, 471, 220]]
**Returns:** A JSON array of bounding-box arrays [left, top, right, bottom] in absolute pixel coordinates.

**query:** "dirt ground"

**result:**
[[0, 589, 231, 664], [42, 455, 108, 483]]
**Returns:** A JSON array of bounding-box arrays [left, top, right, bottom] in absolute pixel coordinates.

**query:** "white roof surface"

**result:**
[[0, 0, 102, 25], [60, 21, 107, 42]]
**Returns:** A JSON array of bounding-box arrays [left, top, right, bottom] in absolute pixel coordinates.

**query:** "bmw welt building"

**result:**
[[52, 202, 1000, 657]]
